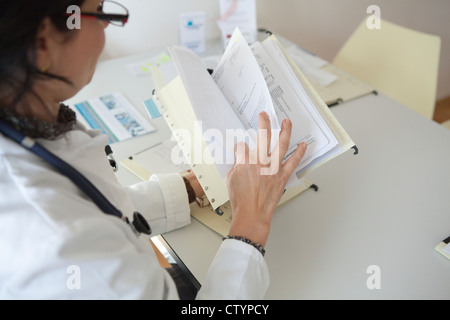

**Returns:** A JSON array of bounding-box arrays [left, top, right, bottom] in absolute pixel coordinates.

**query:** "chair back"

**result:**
[[333, 18, 441, 119]]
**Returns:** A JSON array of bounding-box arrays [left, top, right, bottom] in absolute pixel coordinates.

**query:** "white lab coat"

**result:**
[[0, 123, 269, 299]]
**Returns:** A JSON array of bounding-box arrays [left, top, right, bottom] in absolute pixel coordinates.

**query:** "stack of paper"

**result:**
[[155, 28, 355, 210]]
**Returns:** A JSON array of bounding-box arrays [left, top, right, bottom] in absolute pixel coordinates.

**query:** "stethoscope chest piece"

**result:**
[[126, 212, 152, 236]]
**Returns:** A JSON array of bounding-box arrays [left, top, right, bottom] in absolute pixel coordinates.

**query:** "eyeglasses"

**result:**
[[79, 0, 129, 27]]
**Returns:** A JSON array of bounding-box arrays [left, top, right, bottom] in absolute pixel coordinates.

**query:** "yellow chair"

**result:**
[[333, 18, 441, 119]]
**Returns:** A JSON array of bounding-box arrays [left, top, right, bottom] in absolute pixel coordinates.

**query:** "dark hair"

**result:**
[[0, 0, 85, 113]]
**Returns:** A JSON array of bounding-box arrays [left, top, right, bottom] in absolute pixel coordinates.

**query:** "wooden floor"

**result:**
[[433, 96, 450, 124]]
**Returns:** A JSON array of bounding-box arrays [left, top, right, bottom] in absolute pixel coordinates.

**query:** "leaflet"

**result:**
[[74, 92, 155, 144], [251, 41, 338, 171], [212, 30, 280, 150]]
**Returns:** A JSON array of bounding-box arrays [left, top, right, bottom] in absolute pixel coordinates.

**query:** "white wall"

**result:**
[[102, 0, 450, 100], [101, 0, 221, 59]]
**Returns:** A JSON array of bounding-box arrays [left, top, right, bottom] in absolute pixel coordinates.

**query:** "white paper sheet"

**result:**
[[212, 28, 280, 151], [443, 243, 450, 255], [167, 45, 245, 177], [251, 40, 338, 172], [285, 46, 338, 87], [126, 52, 177, 81]]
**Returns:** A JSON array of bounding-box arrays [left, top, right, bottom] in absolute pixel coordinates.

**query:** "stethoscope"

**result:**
[[0, 119, 151, 236]]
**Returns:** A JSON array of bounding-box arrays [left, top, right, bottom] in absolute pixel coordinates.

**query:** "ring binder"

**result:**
[[327, 98, 344, 108], [258, 28, 273, 36], [154, 29, 358, 219]]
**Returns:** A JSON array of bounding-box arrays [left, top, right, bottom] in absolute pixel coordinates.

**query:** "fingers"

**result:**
[[234, 141, 250, 165], [271, 118, 292, 165], [233, 111, 271, 167], [232, 113, 307, 179], [282, 142, 307, 179], [257, 112, 271, 166]]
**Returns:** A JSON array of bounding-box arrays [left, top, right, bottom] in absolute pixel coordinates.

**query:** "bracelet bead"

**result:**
[[222, 235, 266, 257]]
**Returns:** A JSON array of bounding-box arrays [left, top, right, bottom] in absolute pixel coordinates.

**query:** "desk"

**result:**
[[66, 41, 450, 300]]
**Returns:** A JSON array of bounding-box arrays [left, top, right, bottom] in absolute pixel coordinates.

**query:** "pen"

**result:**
[[105, 145, 117, 172], [134, 141, 163, 156]]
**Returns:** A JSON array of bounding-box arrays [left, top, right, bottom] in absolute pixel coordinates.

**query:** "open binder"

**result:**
[[305, 63, 377, 107], [148, 28, 357, 236], [258, 29, 376, 108]]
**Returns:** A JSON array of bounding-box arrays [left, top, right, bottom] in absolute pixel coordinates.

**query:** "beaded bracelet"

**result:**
[[223, 235, 266, 257]]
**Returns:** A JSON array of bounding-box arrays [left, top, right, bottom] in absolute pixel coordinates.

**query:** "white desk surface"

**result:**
[[66, 41, 450, 300]]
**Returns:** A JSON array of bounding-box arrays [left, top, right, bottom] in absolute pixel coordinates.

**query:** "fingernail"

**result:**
[[300, 142, 307, 149]]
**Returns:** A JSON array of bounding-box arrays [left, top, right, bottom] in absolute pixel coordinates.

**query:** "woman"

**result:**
[[0, 0, 307, 299]]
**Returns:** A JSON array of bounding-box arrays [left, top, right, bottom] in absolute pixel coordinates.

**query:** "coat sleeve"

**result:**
[[196, 239, 270, 300], [124, 173, 191, 236], [125, 174, 270, 299]]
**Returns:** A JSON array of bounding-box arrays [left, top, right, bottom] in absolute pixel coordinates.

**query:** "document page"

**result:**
[[212, 28, 280, 149], [158, 77, 230, 207], [168, 45, 244, 138], [167, 27, 341, 181], [168, 44, 247, 178], [251, 40, 339, 173]]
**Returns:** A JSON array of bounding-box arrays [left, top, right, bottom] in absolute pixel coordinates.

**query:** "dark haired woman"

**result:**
[[0, 0, 307, 299]]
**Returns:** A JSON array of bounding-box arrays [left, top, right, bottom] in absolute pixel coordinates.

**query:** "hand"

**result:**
[[226, 112, 307, 247], [184, 170, 205, 199]]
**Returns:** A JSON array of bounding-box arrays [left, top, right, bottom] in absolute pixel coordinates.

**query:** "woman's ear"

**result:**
[[35, 18, 54, 72]]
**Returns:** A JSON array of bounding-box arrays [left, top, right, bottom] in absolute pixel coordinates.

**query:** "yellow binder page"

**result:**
[[158, 77, 229, 210]]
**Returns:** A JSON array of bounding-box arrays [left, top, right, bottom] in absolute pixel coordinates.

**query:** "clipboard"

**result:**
[[435, 236, 450, 260], [306, 63, 377, 107]]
